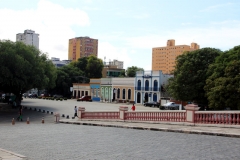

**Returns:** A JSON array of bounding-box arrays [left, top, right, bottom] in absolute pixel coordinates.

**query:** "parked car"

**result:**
[[28, 94, 38, 98], [53, 95, 63, 98], [162, 102, 180, 110], [144, 101, 160, 107], [77, 96, 92, 102]]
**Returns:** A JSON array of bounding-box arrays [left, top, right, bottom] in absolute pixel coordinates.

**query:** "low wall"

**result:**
[[78, 106, 240, 125]]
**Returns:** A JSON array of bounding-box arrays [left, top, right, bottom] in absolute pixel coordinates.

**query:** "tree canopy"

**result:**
[[204, 46, 240, 110], [49, 64, 83, 97], [166, 48, 222, 105], [49, 55, 103, 97], [0, 40, 57, 103], [126, 66, 144, 77], [73, 55, 103, 78]]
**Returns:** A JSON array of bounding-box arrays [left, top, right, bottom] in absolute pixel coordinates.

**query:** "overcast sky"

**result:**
[[0, 0, 240, 70]]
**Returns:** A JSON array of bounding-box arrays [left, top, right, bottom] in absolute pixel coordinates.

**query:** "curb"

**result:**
[[0, 148, 27, 160], [59, 120, 240, 138]]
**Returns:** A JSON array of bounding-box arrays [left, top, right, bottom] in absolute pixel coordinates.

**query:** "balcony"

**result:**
[[135, 87, 161, 91]]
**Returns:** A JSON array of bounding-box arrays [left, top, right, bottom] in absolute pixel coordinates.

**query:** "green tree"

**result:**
[[0, 40, 57, 104], [204, 46, 240, 110], [126, 66, 144, 77], [49, 64, 83, 97], [74, 56, 88, 76], [119, 70, 126, 77], [73, 55, 103, 79], [166, 48, 221, 105], [86, 55, 104, 78]]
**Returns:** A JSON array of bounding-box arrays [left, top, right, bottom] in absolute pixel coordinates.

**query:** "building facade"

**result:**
[[135, 70, 173, 104], [90, 79, 101, 102], [72, 83, 90, 98], [102, 64, 125, 78], [16, 30, 39, 49], [68, 36, 98, 61], [112, 78, 135, 103], [107, 59, 124, 69], [51, 57, 71, 68], [152, 39, 199, 74], [100, 78, 135, 103]]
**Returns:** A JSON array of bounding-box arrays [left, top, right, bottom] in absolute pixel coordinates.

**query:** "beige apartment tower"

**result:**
[[68, 36, 98, 61], [152, 39, 199, 74]]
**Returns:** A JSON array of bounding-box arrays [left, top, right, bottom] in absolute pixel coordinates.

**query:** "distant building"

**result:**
[[16, 30, 39, 49], [51, 57, 71, 68], [107, 59, 124, 69], [152, 39, 200, 74], [102, 64, 125, 78], [68, 36, 98, 61]]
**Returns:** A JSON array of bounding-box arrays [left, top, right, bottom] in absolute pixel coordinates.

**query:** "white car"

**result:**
[[162, 102, 180, 110]]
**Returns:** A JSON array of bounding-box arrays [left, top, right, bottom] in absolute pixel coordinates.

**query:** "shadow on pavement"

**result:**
[[0, 108, 56, 124]]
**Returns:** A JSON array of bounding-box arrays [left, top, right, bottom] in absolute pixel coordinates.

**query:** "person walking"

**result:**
[[73, 106, 78, 119], [131, 104, 136, 111]]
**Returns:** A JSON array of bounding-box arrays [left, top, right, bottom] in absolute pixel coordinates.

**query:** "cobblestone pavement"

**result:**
[[1, 109, 240, 159]]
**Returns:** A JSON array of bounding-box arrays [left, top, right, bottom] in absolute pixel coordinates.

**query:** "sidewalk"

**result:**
[[59, 118, 240, 138], [0, 148, 27, 160]]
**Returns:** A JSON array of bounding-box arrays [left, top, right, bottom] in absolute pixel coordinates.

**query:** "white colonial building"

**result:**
[[135, 70, 173, 104]]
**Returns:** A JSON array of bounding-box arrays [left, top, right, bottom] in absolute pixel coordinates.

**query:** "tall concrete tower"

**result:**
[[16, 29, 39, 49]]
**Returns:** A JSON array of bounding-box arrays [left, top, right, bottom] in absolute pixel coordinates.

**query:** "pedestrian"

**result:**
[[17, 105, 23, 121], [131, 104, 135, 111], [73, 106, 78, 119]]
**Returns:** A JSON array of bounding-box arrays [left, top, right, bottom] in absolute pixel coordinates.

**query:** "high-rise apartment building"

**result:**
[[16, 30, 39, 49], [105, 59, 124, 69], [152, 39, 199, 74], [68, 36, 98, 61]]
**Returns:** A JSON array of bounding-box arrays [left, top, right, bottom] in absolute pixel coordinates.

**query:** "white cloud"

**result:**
[[0, 0, 90, 60], [200, 3, 235, 12], [98, 42, 132, 69], [125, 21, 240, 51]]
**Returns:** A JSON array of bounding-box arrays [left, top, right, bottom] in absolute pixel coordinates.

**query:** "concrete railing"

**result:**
[[78, 105, 240, 125], [125, 111, 186, 122], [195, 111, 240, 125]]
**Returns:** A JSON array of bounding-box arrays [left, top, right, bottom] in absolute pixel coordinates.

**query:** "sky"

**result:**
[[0, 0, 240, 70]]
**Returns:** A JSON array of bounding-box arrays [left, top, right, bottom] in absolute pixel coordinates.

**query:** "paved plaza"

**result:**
[[0, 99, 240, 159]]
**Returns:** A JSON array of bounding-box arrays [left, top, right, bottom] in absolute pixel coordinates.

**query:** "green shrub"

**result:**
[[63, 97, 67, 100], [38, 96, 42, 99]]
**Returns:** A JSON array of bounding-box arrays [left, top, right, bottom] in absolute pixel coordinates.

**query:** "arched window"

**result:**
[[145, 80, 149, 91], [105, 88, 108, 99], [122, 89, 125, 99], [128, 89, 131, 100], [154, 80, 158, 91], [97, 88, 100, 97], [137, 80, 141, 90], [101, 87, 104, 99], [137, 92, 141, 103], [153, 93, 157, 102], [117, 88, 120, 99]]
